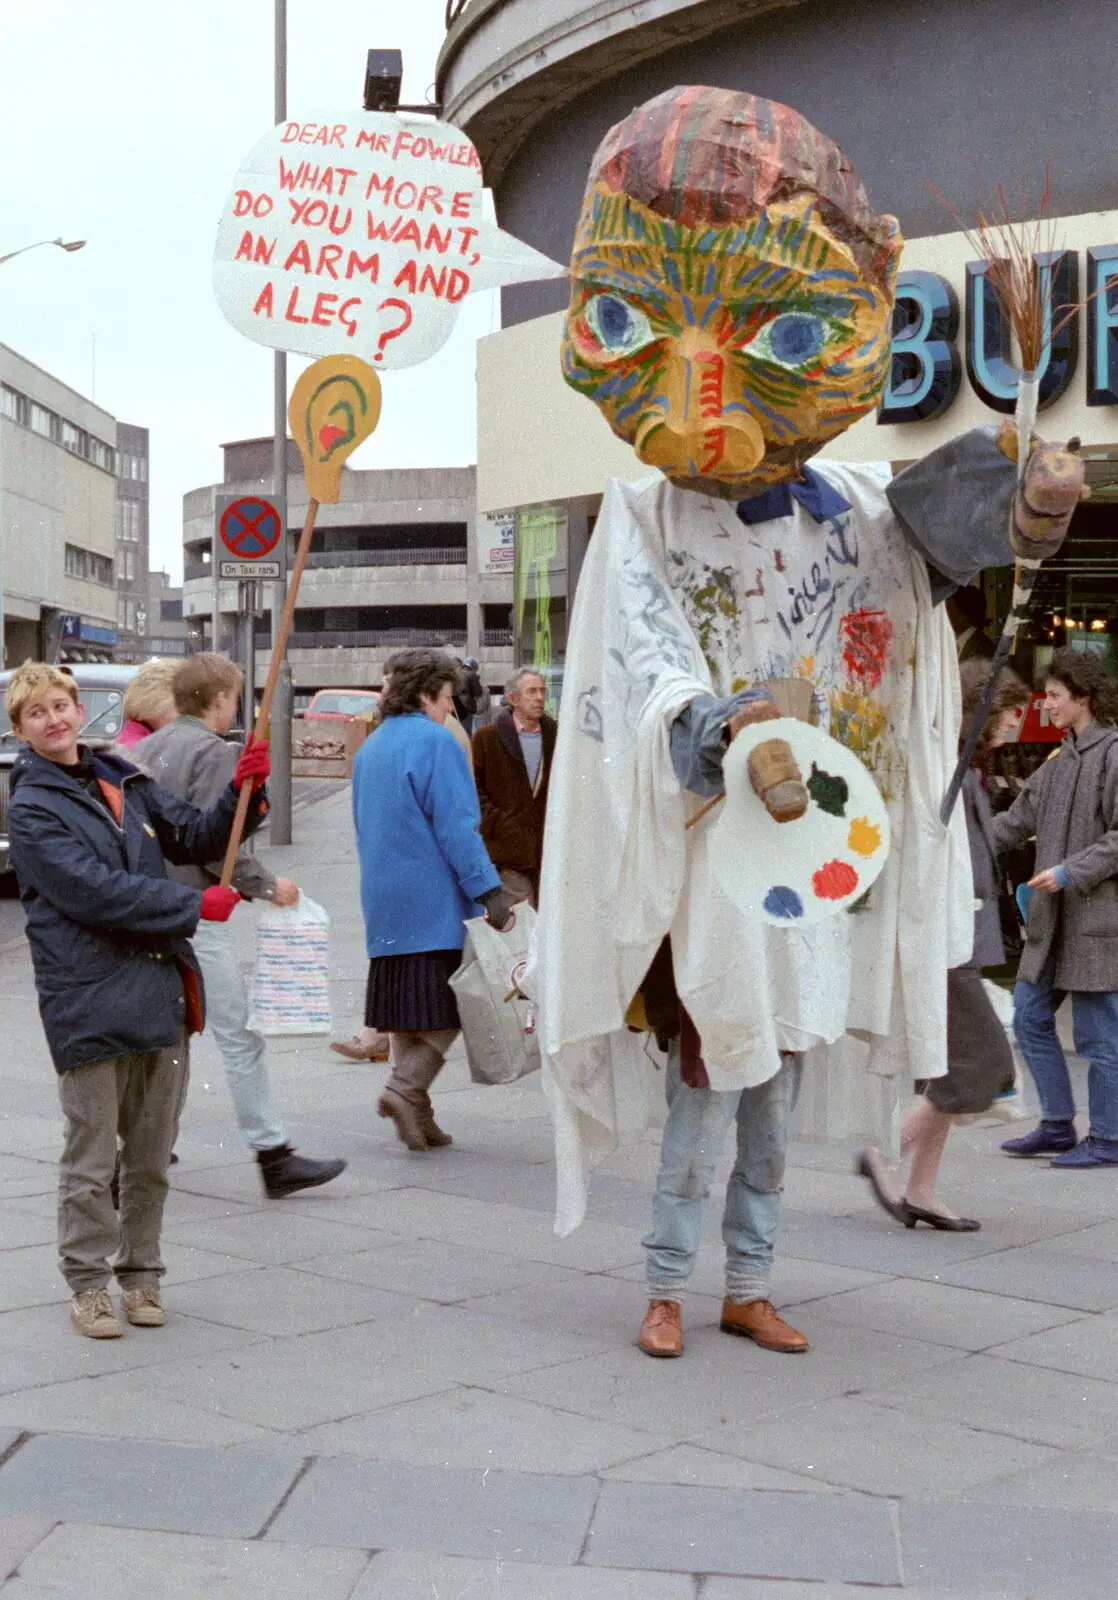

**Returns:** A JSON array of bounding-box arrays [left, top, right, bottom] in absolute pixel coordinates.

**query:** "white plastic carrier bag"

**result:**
[[247, 896, 332, 1036], [450, 904, 541, 1085]]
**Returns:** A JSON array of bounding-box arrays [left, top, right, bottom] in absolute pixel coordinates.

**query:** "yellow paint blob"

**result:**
[[848, 816, 882, 857]]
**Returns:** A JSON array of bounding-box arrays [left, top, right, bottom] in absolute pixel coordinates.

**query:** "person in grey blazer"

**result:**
[[135, 654, 346, 1198], [859, 660, 1031, 1229], [995, 649, 1118, 1168]]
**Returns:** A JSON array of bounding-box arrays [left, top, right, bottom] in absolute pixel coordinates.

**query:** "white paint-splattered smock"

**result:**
[[535, 463, 974, 1234]]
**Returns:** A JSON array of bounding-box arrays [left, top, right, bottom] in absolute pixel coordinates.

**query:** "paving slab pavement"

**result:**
[[1, 783, 1117, 1595]]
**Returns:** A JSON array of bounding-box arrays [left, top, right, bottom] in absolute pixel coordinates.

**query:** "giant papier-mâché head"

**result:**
[[561, 86, 903, 497]]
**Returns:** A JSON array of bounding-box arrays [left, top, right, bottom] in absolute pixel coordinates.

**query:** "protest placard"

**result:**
[[213, 111, 564, 367]]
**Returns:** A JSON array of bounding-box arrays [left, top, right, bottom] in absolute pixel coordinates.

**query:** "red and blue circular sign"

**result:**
[[219, 497, 282, 559]]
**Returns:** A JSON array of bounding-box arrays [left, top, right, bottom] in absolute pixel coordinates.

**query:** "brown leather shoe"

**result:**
[[638, 1299, 683, 1357], [331, 1036, 390, 1063], [377, 1087, 428, 1151], [720, 1297, 808, 1353]]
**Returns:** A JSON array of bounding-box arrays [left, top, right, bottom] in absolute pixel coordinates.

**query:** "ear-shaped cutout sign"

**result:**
[[288, 355, 382, 503]]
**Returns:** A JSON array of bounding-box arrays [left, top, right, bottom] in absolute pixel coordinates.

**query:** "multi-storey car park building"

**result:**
[[181, 440, 514, 709], [438, 0, 1118, 695]]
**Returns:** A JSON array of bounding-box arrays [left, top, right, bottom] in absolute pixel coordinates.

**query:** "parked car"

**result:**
[[0, 663, 137, 877], [301, 688, 380, 722]]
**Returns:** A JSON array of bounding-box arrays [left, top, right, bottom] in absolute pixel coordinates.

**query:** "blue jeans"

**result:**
[[644, 1045, 802, 1305], [192, 920, 286, 1152], [1013, 963, 1118, 1141]]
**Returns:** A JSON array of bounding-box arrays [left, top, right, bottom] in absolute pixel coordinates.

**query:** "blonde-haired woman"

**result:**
[[119, 659, 178, 748]]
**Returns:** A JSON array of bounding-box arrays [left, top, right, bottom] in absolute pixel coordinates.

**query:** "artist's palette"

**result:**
[[711, 717, 890, 926]]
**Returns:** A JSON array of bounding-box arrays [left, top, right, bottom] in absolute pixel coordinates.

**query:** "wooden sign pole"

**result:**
[[217, 352, 382, 887], [219, 496, 320, 886]]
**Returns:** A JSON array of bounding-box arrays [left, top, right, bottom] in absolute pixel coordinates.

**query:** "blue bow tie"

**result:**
[[736, 466, 852, 527]]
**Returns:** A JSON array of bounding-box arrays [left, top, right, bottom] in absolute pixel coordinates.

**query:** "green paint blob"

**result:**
[[807, 762, 848, 818]]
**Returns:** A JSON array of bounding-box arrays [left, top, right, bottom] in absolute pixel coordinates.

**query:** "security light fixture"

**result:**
[[364, 50, 403, 113], [363, 49, 441, 116]]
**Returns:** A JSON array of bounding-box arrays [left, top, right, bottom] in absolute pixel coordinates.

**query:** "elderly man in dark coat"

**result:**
[[471, 668, 556, 907], [994, 649, 1118, 1168]]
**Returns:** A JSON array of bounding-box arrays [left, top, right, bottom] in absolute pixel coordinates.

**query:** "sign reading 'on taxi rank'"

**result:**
[[212, 112, 564, 370], [215, 494, 286, 581]]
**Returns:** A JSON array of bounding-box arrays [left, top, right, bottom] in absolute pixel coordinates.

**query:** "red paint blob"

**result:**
[[318, 423, 347, 451], [839, 609, 893, 693], [812, 859, 859, 900]]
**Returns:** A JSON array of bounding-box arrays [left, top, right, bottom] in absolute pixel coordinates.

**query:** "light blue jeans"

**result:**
[[644, 1045, 802, 1305], [191, 919, 286, 1151], [1014, 962, 1118, 1141]]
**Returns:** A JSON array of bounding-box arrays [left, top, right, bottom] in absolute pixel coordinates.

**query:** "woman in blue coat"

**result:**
[[353, 649, 511, 1151]]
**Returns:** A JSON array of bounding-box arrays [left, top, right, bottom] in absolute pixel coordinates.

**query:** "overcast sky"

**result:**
[[0, 2, 492, 579]]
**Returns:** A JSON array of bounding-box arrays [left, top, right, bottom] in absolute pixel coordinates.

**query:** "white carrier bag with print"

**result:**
[[247, 896, 332, 1036], [450, 905, 541, 1085]]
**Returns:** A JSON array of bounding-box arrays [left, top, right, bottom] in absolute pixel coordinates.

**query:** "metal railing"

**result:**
[[482, 628, 514, 646], [254, 627, 469, 652], [305, 547, 466, 570], [445, 0, 469, 25]]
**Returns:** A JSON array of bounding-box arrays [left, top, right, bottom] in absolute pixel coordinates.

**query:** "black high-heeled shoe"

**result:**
[[855, 1151, 910, 1225], [901, 1203, 981, 1232]]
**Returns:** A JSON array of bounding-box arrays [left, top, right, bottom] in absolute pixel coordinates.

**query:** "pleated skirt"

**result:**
[[364, 949, 462, 1032]]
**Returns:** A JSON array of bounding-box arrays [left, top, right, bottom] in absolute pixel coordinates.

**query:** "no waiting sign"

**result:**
[[215, 494, 286, 582]]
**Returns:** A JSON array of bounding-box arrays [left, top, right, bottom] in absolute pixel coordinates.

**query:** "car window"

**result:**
[[78, 690, 124, 739], [310, 693, 378, 716]]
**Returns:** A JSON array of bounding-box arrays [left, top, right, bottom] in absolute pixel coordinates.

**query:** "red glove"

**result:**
[[233, 738, 270, 792], [199, 886, 241, 923]]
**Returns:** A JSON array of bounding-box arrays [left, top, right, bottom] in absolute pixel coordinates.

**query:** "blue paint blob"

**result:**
[[764, 885, 804, 919]]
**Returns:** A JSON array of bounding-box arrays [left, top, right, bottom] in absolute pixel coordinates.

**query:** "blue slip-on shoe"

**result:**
[[1001, 1120, 1078, 1157], [1050, 1137, 1118, 1169]]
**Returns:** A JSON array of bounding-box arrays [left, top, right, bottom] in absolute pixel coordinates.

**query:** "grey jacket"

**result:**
[[132, 718, 276, 900], [990, 722, 1118, 990], [961, 769, 1005, 970]]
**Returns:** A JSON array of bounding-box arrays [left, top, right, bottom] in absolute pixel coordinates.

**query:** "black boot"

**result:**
[[256, 1144, 346, 1198]]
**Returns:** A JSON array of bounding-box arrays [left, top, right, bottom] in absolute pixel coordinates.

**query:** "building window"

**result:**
[[161, 598, 183, 622], [122, 548, 135, 581], [65, 544, 113, 586], [1, 386, 27, 424], [61, 420, 83, 453], [29, 402, 54, 438]]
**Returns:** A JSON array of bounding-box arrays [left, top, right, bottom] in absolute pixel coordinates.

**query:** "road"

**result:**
[[0, 777, 348, 948]]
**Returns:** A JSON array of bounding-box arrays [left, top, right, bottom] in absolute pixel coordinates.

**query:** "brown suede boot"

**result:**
[[378, 1033, 451, 1153], [377, 1087, 428, 1150], [638, 1299, 683, 1357], [419, 1095, 453, 1148]]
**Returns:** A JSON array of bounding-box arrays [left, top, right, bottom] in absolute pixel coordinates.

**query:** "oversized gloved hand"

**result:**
[[996, 422, 1088, 562], [480, 885, 515, 931], [200, 886, 241, 922], [233, 738, 270, 793]]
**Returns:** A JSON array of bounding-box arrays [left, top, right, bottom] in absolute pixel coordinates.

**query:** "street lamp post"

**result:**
[[0, 236, 87, 667]]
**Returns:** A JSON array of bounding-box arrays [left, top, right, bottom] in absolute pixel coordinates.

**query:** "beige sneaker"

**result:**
[[70, 1288, 123, 1340], [120, 1287, 166, 1327]]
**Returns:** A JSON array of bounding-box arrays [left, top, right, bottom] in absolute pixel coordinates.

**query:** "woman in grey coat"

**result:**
[[996, 649, 1118, 1168], [859, 660, 1030, 1229]]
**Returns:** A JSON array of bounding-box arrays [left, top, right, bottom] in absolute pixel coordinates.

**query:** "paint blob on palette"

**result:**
[[712, 718, 890, 926]]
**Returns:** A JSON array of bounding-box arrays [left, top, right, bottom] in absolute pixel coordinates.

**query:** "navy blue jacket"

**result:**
[[7, 746, 265, 1073]]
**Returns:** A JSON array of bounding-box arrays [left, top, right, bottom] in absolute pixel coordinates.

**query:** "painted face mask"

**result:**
[[561, 87, 903, 498]]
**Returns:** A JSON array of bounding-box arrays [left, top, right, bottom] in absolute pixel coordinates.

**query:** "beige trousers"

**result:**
[[56, 1035, 189, 1293]]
